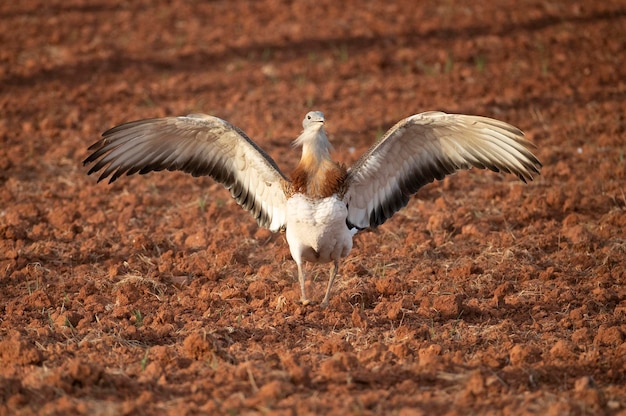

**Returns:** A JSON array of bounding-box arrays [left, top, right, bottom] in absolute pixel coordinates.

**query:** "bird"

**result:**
[[84, 110, 541, 306]]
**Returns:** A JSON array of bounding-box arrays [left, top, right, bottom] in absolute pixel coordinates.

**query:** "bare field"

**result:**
[[1, 1, 625, 414]]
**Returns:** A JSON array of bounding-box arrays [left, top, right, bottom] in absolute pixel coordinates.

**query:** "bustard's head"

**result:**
[[302, 111, 325, 129], [293, 111, 332, 155]]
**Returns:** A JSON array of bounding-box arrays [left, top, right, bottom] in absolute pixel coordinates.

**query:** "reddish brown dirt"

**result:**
[[2, 0, 626, 414]]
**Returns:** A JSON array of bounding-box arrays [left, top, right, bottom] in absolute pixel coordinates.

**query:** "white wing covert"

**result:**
[[343, 111, 542, 229], [84, 114, 289, 232]]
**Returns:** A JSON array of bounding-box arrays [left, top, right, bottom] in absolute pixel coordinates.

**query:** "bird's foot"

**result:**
[[299, 297, 316, 306]]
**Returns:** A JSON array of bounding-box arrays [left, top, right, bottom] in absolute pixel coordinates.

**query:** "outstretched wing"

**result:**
[[84, 114, 290, 232], [343, 111, 542, 229]]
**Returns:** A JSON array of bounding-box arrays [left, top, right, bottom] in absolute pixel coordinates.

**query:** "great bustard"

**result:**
[[84, 111, 541, 306]]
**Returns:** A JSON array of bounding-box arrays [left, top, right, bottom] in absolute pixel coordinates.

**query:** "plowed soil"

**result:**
[[2, 0, 626, 414]]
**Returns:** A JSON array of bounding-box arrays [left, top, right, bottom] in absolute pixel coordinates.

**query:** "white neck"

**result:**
[[294, 125, 333, 163]]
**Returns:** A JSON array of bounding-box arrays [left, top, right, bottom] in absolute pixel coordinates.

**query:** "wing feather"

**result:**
[[344, 111, 542, 229], [84, 114, 289, 231]]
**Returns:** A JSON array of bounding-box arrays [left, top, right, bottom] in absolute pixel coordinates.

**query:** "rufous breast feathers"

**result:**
[[291, 157, 347, 199]]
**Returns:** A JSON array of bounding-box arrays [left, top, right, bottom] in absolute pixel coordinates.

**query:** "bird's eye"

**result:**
[[307, 115, 311, 120]]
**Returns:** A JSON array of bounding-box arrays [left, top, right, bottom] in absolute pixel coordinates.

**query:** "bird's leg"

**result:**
[[297, 262, 312, 306], [320, 259, 339, 307]]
